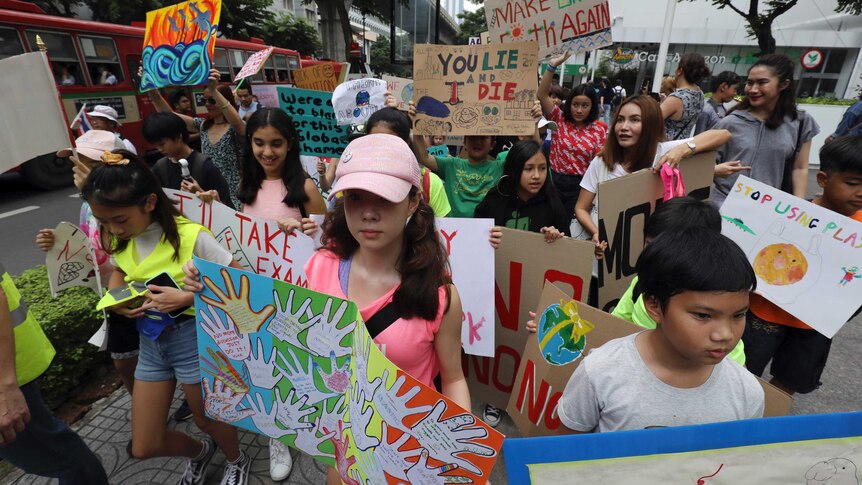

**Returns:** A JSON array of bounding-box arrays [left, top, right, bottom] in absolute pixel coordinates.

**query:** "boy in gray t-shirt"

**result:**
[[559, 228, 765, 433]]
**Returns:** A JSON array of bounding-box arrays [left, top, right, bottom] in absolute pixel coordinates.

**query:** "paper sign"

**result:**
[[412, 42, 540, 136], [194, 258, 504, 483], [427, 144, 450, 157], [332, 78, 387, 126], [140, 0, 222, 91], [382, 75, 414, 111], [278, 86, 349, 158], [0, 52, 69, 171], [46, 222, 101, 297], [596, 153, 714, 312], [485, 0, 612, 59], [462, 228, 594, 409], [292, 63, 338, 91], [503, 412, 862, 484], [165, 189, 315, 286], [720, 176, 862, 338], [234, 46, 274, 83]]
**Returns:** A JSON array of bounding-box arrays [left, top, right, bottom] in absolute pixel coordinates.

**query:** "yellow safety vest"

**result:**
[[0, 264, 55, 386], [96, 217, 207, 317]]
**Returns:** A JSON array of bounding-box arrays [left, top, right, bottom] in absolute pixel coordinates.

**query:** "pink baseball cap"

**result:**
[[329, 134, 421, 202], [57, 130, 125, 161]]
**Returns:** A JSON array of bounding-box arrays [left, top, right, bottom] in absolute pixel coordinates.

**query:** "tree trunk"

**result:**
[[315, 0, 354, 61], [754, 18, 777, 56]]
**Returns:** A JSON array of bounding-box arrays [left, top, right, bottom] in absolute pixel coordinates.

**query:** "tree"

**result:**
[[310, 0, 409, 61], [261, 13, 323, 57], [369, 36, 410, 77], [454, 7, 487, 45], [680, 0, 862, 56]]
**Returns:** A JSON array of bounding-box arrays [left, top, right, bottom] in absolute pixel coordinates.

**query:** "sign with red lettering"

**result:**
[[46, 221, 101, 297], [462, 228, 594, 409], [412, 41, 539, 136], [164, 189, 315, 287], [485, 0, 612, 59], [596, 153, 715, 312]]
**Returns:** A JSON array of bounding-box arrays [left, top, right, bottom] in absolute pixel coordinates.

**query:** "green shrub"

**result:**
[[13, 266, 109, 409]]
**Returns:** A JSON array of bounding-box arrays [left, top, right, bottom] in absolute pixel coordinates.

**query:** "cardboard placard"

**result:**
[[331, 78, 387, 126], [720, 175, 862, 338], [382, 75, 414, 111], [462, 228, 594, 409], [277, 86, 349, 158], [596, 153, 715, 312], [485, 0, 612, 59], [140, 0, 221, 91], [412, 42, 539, 136], [46, 222, 101, 297], [292, 63, 338, 91], [234, 46, 274, 84]]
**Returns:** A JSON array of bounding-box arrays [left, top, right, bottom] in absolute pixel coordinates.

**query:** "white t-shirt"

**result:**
[[558, 333, 764, 433], [579, 138, 692, 193], [110, 222, 232, 269]]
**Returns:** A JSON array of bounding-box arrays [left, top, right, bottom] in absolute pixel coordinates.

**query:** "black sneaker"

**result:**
[[173, 399, 193, 422], [178, 438, 215, 485], [483, 404, 502, 427], [220, 451, 251, 485]]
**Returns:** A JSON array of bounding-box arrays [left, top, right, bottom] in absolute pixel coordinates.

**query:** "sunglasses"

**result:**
[[204, 97, 216, 105]]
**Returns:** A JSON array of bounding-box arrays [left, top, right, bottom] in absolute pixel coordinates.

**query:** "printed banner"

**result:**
[[504, 411, 862, 484], [720, 176, 862, 338], [412, 42, 539, 136], [194, 258, 504, 483], [332, 78, 388, 126], [462, 228, 594, 409], [45, 222, 100, 297], [0, 52, 69, 170], [485, 0, 612, 59], [278, 86, 349, 158], [596, 153, 714, 312], [292, 63, 338, 92], [165, 189, 315, 286], [140, 0, 221, 91], [382, 75, 414, 111], [234, 46, 274, 83]]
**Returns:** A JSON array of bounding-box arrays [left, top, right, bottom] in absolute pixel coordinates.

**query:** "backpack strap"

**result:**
[[631, 279, 643, 305], [422, 168, 430, 203], [365, 301, 401, 339], [153, 158, 171, 186]]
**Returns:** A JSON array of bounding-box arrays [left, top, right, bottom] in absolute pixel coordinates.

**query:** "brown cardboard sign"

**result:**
[[595, 152, 715, 312], [292, 63, 337, 91], [412, 41, 539, 136], [462, 228, 594, 409]]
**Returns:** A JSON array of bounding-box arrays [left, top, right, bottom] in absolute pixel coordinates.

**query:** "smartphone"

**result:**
[[145, 272, 190, 318]]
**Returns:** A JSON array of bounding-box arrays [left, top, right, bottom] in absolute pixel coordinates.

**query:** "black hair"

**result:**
[[549, 84, 570, 101], [677, 52, 710, 85], [236, 83, 253, 94], [820, 135, 862, 174], [237, 108, 309, 209], [560, 83, 600, 125], [142, 112, 189, 144], [81, 150, 182, 260], [493, 140, 567, 217], [637, 228, 756, 311], [365, 107, 411, 142], [729, 54, 798, 129], [169, 89, 189, 108], [710, 70, 741, 93], [643, 197, 721, 239]]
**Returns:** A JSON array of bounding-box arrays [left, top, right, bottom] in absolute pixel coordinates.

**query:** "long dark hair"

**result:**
[[237, 108, 309, 209], [320, 187, 451, 320], [677, 52, 710, 85], [602, 95, 664, 171], [561, 83, 600, 125], [81, 150, 182, 260], [202, 85, 237, 131], [493, 140, 567, 215], [729, 54, 797, 129]]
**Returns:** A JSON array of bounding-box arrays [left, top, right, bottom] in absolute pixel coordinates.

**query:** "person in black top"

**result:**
[[142, 112, 235, 209]]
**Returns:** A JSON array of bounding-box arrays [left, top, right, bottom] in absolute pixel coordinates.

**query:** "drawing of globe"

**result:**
[[536, 303, 586, 366], [401, 83, 414, 104]]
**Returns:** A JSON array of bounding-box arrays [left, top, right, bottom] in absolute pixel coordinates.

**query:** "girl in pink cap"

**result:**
[[307, 133, 469, 484]]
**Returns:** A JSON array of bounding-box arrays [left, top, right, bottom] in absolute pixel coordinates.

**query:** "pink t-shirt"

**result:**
[[304, 250, 446, 387], [241, 179, 303, 221]]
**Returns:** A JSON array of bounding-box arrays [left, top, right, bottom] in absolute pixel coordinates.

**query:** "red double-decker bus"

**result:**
[[0, 0, 337, 188]]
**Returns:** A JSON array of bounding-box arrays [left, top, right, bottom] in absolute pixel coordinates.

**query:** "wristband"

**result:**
[[219, 103, 230, 109], [545, 65, 557, 73]]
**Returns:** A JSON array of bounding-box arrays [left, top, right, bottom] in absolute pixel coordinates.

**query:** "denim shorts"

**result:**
[[134, 318, 201, 385]]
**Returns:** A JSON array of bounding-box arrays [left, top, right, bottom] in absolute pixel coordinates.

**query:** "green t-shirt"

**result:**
[[611, 276, 746, 366], [436, 155, 506, 218]]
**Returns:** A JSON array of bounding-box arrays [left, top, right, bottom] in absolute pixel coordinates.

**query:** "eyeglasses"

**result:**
[[204, 98, 216, 105]]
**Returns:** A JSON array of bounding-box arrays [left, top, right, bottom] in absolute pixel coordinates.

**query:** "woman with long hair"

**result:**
[[662, 53, 710, 140]]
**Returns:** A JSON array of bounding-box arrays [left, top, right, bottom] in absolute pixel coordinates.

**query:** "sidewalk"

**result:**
[[1, 388, 514, 484]]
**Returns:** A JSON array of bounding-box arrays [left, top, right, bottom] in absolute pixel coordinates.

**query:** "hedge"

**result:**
[[13, 266, 109, 409]]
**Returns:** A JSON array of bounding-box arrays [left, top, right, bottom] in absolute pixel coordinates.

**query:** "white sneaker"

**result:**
[[483, 404, 502, 427], [269, 438, 293, 482]]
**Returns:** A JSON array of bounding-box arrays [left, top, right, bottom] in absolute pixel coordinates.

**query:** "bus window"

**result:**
[[263, 56, 276, 83], [275, 55, 290, 83], [229, 49, 245, 79], [79, 36, 123, 86], [0, 27, 24, 60], [214, 48, 230, 82], [25, 30, 84, 85]]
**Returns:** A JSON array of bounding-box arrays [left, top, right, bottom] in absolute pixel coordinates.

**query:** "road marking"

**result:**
[[68, 192, 81, 198], [0, 206, 39, 220]]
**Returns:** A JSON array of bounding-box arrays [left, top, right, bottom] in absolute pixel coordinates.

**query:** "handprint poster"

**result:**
[[45, 221, 101, 297], [194, 258, 505, 483], [720, 176, 862, 338], [140, 0, 222, 92]]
